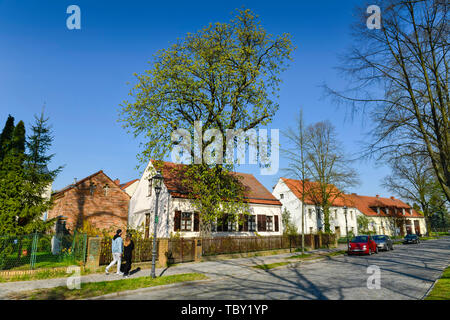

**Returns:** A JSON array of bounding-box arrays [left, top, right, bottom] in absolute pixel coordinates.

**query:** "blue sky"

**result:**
[[0, 0, 392, 197]]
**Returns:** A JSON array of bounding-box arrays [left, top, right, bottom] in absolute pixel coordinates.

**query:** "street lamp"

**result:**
[[343, 206, 349, 251], [150, 171, 163, 278]]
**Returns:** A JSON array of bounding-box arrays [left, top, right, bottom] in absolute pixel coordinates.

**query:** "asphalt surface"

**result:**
[[105, 237, 450, 300]]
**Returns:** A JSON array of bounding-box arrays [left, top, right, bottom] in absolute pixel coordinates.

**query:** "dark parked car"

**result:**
[[403, 234, 420, 244], [348, 235, 378, 255], [372, 235, 394, 251]]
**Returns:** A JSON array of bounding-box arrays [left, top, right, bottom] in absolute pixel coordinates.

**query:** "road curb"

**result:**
[[87, 278, 217, 300]]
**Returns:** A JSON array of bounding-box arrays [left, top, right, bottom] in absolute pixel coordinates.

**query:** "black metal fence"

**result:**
[[0, 232, 87, 271]]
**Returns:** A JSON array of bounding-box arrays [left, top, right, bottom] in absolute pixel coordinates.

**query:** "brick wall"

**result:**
[[48, 172, 130, 233]]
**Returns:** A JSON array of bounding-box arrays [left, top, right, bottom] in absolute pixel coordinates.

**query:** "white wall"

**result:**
[[272, 178, 358, 236]]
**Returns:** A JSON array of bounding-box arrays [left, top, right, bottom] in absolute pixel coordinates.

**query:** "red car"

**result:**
[[347, 235, 378, 255]]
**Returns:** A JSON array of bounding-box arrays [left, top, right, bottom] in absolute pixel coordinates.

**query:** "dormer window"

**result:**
[[148, 178, 152, 197]]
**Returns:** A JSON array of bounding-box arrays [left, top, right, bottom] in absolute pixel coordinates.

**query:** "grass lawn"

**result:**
[[425, 266, 450, 300], [8, 273, 208, 300], [252, 261, 291, 270], [254, 250, 346, 270]]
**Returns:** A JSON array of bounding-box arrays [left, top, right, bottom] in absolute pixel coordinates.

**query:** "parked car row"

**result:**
[[347, 233, 421, 255]]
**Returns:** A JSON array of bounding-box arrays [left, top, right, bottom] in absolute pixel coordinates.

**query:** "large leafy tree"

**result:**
[[121, 8, 293, 233], [120, 8, 293, 162]]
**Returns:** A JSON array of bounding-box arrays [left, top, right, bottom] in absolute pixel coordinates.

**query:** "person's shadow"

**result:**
[[129, 267, 141, 276]]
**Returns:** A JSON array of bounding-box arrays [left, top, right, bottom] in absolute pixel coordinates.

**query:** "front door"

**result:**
[[335, 226, 341, 238], [414, 220, 421, 235], [406, 220, 413, 235]]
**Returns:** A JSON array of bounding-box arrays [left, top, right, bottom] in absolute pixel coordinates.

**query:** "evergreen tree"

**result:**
[[23, 111, 62, 232], [0, 115, 15, 161], [0, 121, 26, 235]]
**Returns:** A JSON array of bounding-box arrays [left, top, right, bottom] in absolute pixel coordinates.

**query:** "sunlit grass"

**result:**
[[8, 273, 208, 300]]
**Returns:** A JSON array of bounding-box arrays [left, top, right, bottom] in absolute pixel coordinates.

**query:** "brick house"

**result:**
[[48, 170, 130, 233]]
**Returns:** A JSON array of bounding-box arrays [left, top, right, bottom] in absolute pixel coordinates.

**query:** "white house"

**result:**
[[272, 178, 358, 237], [128, 160, 283, 238], [118, 179, 139, 197], [272, 177, 427, 237]]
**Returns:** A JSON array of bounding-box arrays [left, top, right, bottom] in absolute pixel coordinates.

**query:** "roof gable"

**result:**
[[151, 160, 281, 206]]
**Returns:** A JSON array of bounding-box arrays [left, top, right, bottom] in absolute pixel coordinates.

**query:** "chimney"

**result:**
[[376, 195, 379, 198], [114, 179, 120, 185], [390, 196, 395, 200], [74, 178, 77, 184]]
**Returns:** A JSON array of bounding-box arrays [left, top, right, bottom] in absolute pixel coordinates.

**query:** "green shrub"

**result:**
[[37, 237, 51, 252]]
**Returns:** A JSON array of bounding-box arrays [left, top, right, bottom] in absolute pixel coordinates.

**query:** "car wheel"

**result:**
[[391, 245, 394, 250]]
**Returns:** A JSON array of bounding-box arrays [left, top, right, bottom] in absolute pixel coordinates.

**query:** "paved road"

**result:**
[[107, 237, 450, 300]]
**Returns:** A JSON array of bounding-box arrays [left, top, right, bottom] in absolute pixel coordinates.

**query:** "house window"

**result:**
[[280, 194, 284, 199], [334, 210, 338, 219], [228, 217, 237, 232], [266, 216, 273, 231], [181, 212, 192, 231], [248, 215, 256, 231], [103, 184, 109, 196], [309, 227, 313, 234], [308, 209, 312, 219], [350, 211, 354, 219], [148, 179, 152, 197]]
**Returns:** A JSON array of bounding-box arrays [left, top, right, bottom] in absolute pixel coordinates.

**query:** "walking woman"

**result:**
[[105, 229, 123, 275], [122, 233, 135, 278]]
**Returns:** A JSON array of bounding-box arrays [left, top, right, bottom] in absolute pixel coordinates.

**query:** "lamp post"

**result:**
[[150, 171, 163, 278], [343, 206, 349, 250]]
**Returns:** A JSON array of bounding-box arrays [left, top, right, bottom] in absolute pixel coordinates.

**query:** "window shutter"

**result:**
[[274, 215, 279, 232], [174, 211, 181, 231], [222, 214, 229, 232], [258, 215, 267, 232], [194, 212, 200, 232]]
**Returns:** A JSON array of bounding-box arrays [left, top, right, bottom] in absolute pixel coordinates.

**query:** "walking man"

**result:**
[[105, 229, 124, 275]]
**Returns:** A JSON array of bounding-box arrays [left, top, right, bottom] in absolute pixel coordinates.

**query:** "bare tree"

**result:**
[[383, 149, 436, 235], [283, 117, 359, 235], [304, 121, 360, 233], [282, 109, 309, 253], [325, 0, 450, 202]]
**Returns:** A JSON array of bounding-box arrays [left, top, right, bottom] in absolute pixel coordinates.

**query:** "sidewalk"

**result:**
[[0, 246, 345, 299]]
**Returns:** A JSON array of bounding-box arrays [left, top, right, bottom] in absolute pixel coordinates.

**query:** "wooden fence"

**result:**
[[167, 238, 196, 264], [201, 235, 324, 256], [99, 238, 159, 265]]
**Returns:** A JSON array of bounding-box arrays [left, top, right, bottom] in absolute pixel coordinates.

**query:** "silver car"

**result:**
[[372, 235, 394, 251]]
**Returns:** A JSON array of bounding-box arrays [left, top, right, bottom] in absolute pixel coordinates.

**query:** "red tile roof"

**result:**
[[281, 178, 350, 206], [151, 160, 281, 206], [119, 179, 139, 190], [281, 177, 423, 218]]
